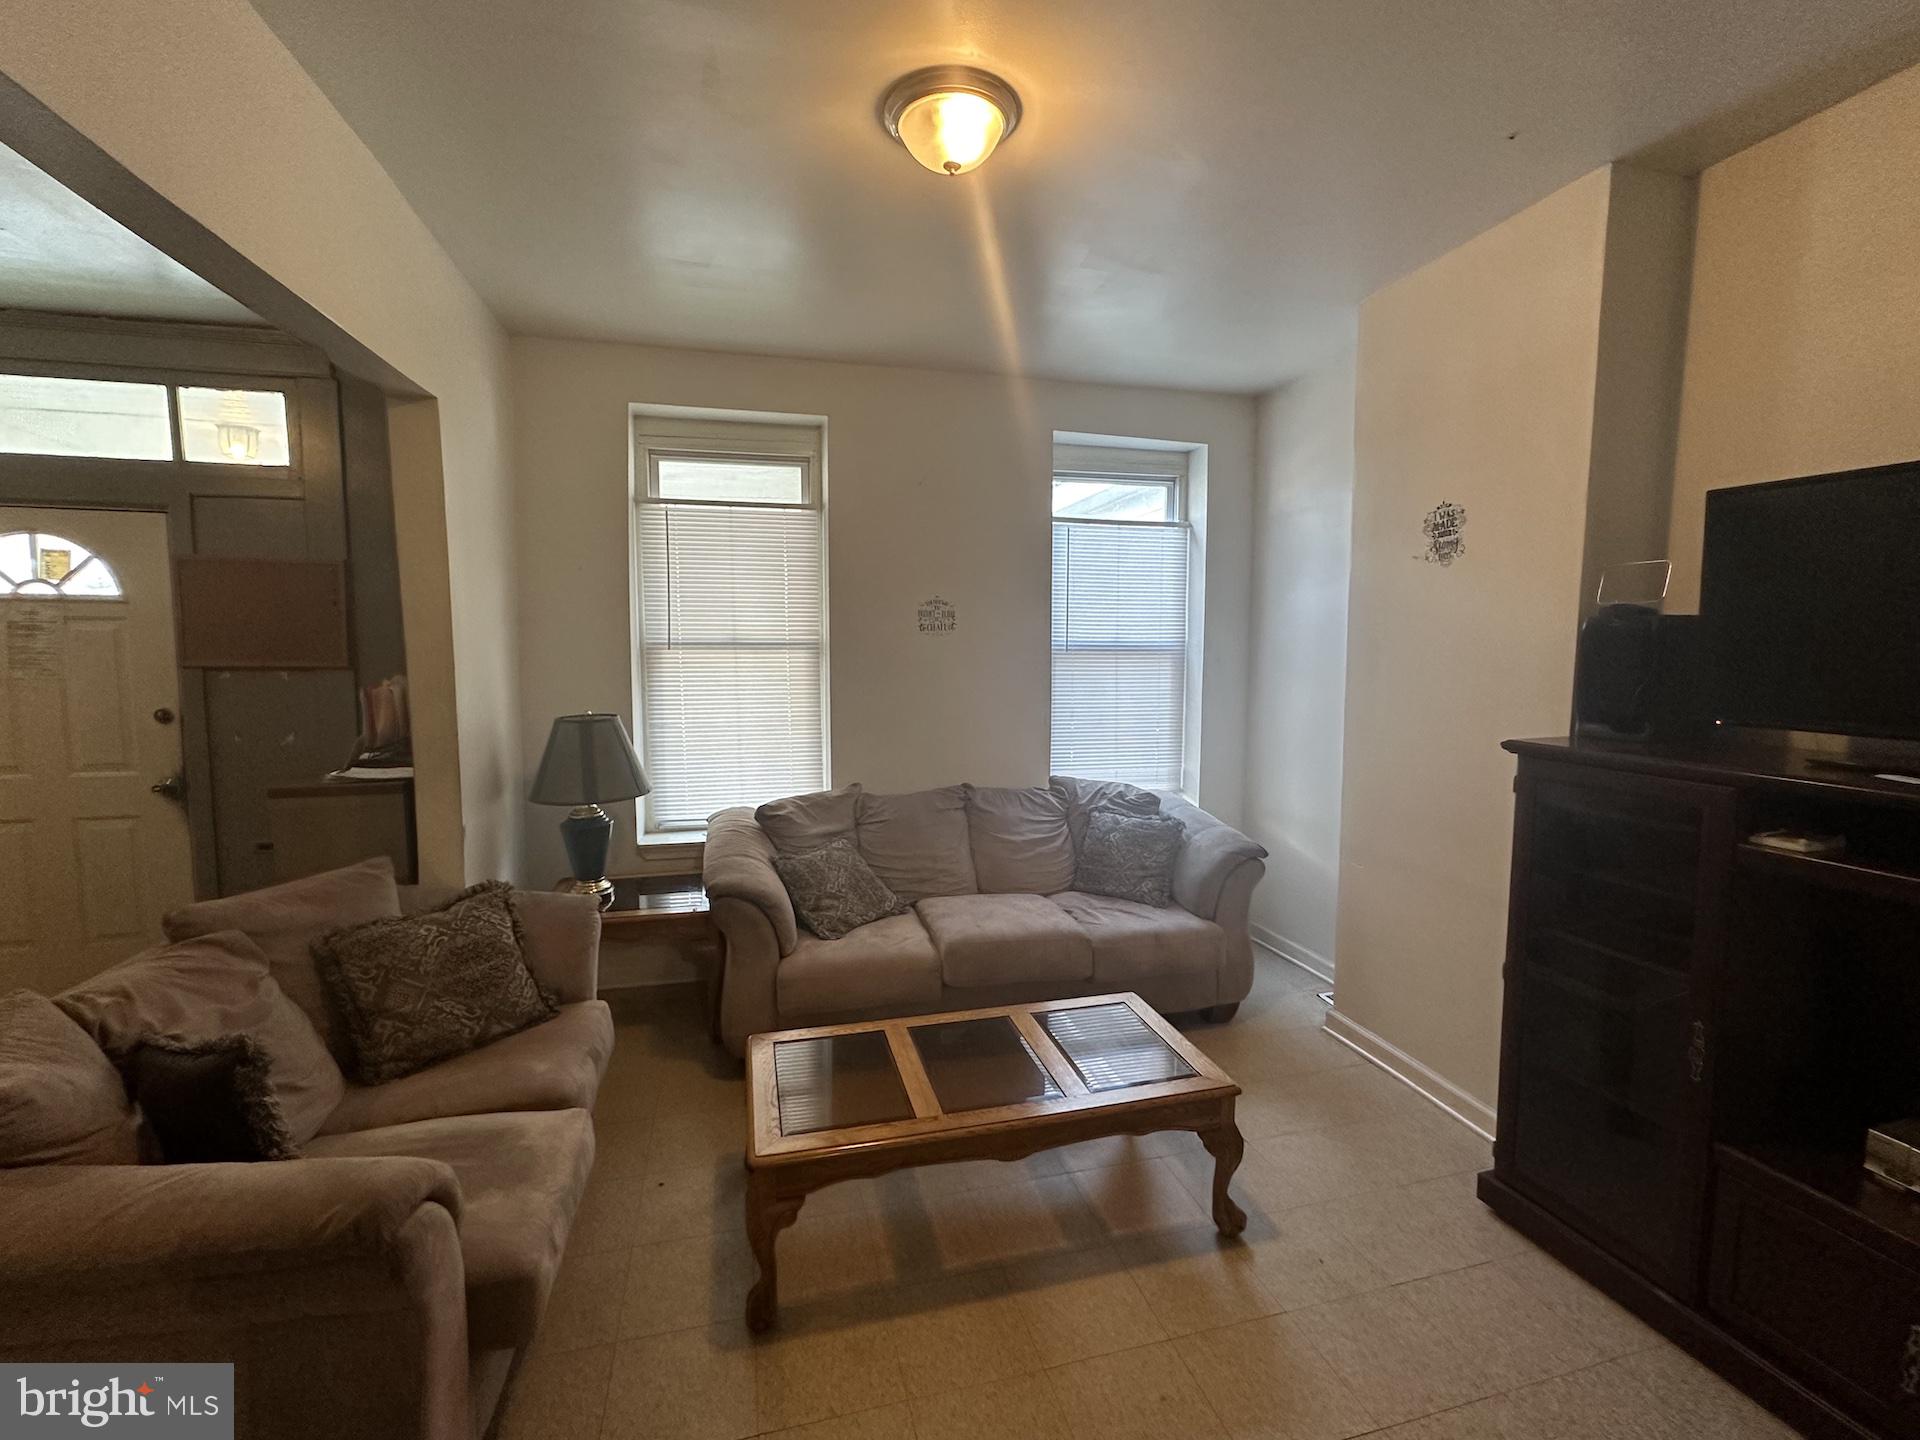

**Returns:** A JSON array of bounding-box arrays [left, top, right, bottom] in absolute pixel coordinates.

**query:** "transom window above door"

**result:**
[[0, 531, 124, 597], [0, 373, 291, 467]]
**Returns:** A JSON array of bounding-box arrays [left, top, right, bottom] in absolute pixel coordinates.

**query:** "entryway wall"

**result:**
[[0, 312, 406, 898]]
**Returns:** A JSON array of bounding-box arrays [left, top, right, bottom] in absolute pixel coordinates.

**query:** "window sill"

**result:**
[[639, 829, 706, 847]]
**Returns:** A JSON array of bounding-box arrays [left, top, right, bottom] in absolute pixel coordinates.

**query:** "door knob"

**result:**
[[150, 774, 186, 804]]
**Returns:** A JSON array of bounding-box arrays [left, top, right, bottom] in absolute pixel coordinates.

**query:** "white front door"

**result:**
[[0, 507, 193, 992]]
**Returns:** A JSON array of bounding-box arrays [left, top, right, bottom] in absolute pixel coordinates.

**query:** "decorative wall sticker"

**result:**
[[917, 596, 957, 634], [1419, 501, 1467, 566]]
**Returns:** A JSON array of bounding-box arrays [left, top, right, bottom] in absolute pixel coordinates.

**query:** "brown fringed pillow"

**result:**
[[126, 1033, 299, 1163], [313, 881, 557, 1084]]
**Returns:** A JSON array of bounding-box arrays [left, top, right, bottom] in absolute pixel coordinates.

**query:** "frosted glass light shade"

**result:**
[[895, 91, 1007, 175], [881, 66, 1022, 178]]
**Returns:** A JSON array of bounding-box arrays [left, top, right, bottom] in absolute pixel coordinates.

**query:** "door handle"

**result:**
[[150, 774, 186, 804]]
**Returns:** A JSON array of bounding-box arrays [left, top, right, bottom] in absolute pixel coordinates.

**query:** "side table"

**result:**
[[555, 873, 724, 1037]]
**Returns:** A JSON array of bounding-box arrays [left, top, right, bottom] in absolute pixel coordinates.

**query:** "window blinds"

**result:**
[[636, 502, 825, 828], [1050, 519, 1189, 789]]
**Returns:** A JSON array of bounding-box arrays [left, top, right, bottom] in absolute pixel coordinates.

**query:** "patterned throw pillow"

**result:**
[[1073, 809, 1189, 908], [126, 1033, 298, 1163], [774, 838, 911, 941], [313, 882, 557, 1084]]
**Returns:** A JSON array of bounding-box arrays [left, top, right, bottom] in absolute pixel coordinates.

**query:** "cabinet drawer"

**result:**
[[1711, 1165, 1920, 1436]]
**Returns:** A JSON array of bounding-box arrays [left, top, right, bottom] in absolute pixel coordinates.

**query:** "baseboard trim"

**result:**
[[1250, 924, 1333, 984], [1323, 1008, 1497, 1141]]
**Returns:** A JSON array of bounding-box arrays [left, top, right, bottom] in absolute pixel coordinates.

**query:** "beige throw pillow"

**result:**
[[163, 857, 402, 1066], [313, 882, 557, 1085], [57, 931, 345, 1147], [0, 990, 141, 1167]]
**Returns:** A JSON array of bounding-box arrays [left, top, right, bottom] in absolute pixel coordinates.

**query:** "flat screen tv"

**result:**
[[1701, 462, 1920, 743]]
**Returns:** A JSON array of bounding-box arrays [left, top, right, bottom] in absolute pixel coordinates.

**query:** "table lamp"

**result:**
[[530, 713, 649, 898]]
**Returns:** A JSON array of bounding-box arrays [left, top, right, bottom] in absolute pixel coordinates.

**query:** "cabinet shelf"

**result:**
[[1717, 1143, 1920, 1271], [1736, 844, 1920, 907]]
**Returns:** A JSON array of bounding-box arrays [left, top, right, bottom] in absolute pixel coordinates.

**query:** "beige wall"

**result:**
[[1333, 167, 1615, 1115], [511, 337, 1255, 883], [1243, 352, 1355, 974], [1667, 61, 1920, 611], [0, 0, 520, 885]]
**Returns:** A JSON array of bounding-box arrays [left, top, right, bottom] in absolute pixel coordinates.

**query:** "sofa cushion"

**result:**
[[57, 932, 345, 1146], [778, 912, 940, 1020], [315, 882, 557, 1085], [305, 1107, 595, 1351], [856, 786, 977, 902], [320, 1000, 613, 1136], [774, 837, 909, 940], [965, 785, 1076, 895], [756, 783, 861, 855], [916, 894, 1093, 990], [163, 856, 402, 1065], [0, 990, 141, 1167], [1050, 776, 1163, 849], [1073, 810, 1188, 907], [1050, 891, 1223, 991]]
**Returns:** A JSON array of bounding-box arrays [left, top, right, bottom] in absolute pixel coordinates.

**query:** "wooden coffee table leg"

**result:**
[[744, 1168, 804, 1332], [1199, 1120, 1248, 1237]]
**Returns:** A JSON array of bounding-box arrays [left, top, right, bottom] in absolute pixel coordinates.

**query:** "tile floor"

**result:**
[[499, 958, 1804, 1440]]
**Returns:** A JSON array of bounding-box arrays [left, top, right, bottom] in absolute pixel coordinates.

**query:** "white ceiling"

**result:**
[[0, 142, 261, 326], [249, 0, 1920, 392]]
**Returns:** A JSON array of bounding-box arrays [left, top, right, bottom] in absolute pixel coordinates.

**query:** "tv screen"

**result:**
[[1701, 464, 1920, 743]]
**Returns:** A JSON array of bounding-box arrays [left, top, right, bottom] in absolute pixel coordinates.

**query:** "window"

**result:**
[[0, 374, 172, 460], [633, 419, 825, 831], [1051, 447, 1190, 790], [178, 387, 291, 466], [0, 531, 123, 597], [0, 375, 293, 467]]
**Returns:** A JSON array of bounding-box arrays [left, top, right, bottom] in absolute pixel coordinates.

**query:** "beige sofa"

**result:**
[[704, 778, 1267, 1056], [0, 869, 612, 1440]]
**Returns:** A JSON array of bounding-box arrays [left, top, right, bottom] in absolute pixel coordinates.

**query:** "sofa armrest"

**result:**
[[0, 1158, 471, 1439], [704, 808, 798, 956], [0, 1155, 460, 1298], [511, 890, 602, 1002], [1154, 794, 1269, 921]]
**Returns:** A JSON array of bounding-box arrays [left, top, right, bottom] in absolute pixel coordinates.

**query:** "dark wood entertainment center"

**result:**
[[1483, 736, 1920, 1440]]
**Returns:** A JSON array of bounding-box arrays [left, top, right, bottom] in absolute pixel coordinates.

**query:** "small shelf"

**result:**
[[1717, 1142, 1920, 1269], [1736, 844, 1920, 907], [1531, 923, 1689, 980]]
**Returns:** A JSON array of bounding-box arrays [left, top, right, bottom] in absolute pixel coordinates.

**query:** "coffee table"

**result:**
[[742, 991, 1245, 1331]]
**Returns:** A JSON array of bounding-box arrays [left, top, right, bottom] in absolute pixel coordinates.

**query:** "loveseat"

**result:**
[[704, 777, 1267, 1055], [0, 859, 613, 1440]]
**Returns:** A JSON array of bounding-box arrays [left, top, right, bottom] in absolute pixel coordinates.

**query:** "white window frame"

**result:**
[[629, 415, 828, 835], [1049, 443, 1195, 794]]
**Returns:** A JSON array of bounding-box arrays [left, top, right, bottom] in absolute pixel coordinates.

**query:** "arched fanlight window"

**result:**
[[0, 532, 123, 598]]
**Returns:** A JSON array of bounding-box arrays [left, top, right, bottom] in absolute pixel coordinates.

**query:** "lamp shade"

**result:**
[[529, 713, 649, 806]]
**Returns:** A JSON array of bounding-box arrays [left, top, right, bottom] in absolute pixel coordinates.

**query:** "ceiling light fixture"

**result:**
[[881, 65, 1022, 177]]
